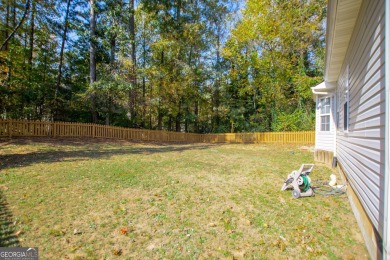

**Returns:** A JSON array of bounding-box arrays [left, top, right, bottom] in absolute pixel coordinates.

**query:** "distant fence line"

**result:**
[[0, 120, 315, 145]]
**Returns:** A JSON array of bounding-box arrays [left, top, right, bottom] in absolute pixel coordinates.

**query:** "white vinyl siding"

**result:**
[[336, 0, 385, 236]]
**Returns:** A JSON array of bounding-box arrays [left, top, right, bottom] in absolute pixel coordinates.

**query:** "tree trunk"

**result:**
[[105, 96, 111, 125], [106, 33, 116, 125], [175, 100, 181, 132], [213, 26, 221, 131], [43, 46, 49, 119], [12, 0, 16, 27], [168, 115, 172, 131], [89, 0, 97, 123], [176, 0, 181, 22], [4, 2, 10, 51], [56, 0, 71, 96], [54, 0, 72, 120], [194, 101, 199, 133], [141, 22, 147, 127], [184, 106, 189, 132], [2, 2, 11, 83], [157, 50, 164, 130], [6, 0, 17, 82], [128, 0, 137, 125], [28, 0, 35, 70], [0, 0, 31, 51], [149, 79, 152, 129], [157, 108, 162, 130], [142, 75, 146, 127]]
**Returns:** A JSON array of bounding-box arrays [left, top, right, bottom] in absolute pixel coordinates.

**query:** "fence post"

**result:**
[[53, 122, 56, 138], [92, 124, 95, 138], [7, 120, 11, 138]]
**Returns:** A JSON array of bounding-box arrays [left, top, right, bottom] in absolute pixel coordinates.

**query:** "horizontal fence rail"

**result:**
[[0, 120, 314, 145]]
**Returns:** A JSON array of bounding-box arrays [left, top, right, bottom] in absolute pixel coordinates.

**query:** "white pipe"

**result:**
[[384, 0, 390, 258], [332, 93, 337, 156], [315, 95, 319, 149]]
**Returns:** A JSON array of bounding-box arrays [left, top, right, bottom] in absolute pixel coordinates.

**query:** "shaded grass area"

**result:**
[[0, 137, 368, 259], [0, 190, 20, 247]]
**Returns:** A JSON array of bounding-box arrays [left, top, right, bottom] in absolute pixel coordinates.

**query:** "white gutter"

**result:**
[[311, 81, 337, 96], [384, 0, 390, 258], [311, 90, 333, 95]]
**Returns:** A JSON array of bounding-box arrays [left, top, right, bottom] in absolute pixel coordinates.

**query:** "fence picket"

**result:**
[[0, 119, 314, 145]]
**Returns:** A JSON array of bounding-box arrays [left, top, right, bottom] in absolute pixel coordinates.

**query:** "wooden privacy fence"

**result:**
[[0, 120, 315, 145]]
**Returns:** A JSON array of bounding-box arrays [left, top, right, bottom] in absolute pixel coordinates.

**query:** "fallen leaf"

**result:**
[[120, 227, 128, 235], [112, 248, 122, 256]]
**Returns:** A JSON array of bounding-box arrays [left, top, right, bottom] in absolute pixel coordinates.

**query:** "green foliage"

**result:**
[[0, 0, 325, 132], [220, 0, 326, 132]]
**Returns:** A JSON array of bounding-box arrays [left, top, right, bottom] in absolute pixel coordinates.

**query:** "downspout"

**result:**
[[384, 0, 390, 258], [333, 93, 337, 157], [315, 95, 319, 149]]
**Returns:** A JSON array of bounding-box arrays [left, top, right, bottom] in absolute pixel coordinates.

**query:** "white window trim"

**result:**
[[319, 97, 331, 132]]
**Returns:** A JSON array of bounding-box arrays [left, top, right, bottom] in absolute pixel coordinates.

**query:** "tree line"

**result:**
[[0, 0, 326, 133]]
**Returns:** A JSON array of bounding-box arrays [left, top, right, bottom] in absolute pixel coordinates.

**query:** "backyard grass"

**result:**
[[0, 137, 368, 259]]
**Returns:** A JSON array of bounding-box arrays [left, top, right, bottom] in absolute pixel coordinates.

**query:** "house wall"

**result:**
[[337, 163, 383, 259], [336, 0, 385, 244], [315, 95, 336, 152]]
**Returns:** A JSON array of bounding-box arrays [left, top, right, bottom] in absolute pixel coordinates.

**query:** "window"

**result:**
[[320, 97, 331, 131], [321, 115, 330, 131], [343, 64, 350, 132], [344, 100, 348, 131]]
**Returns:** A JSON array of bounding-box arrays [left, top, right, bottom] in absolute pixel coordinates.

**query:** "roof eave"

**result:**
[[324, 0, 363, 82]]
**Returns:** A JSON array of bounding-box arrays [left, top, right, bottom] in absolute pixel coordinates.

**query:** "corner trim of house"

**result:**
[[384, 0, 390, 258]]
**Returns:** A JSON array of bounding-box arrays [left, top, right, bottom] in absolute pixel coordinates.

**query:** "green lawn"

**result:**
[[0, 138, 368, 259]]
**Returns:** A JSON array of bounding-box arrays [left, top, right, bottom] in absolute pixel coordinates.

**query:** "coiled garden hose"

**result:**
[[311, 180, 347, 196], [299, 174, 311, 192]]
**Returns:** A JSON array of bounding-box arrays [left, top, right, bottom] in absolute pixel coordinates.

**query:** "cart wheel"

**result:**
[[292, 189, 300, 199]]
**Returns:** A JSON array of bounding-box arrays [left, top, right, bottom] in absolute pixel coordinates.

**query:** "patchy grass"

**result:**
[[0, 137, 368, 259]]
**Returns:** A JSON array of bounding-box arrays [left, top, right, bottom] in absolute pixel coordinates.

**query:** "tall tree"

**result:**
[[222, 0, 326, 132], [55, 0, 72, 102], [128, 0, 137, 125], [89, 0, 97, 123], [28, 0, 35, 70]]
